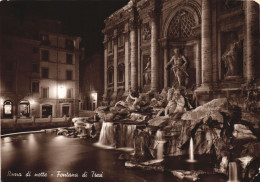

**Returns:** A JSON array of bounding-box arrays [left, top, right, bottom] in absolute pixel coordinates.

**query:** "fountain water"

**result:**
[[95, 122, 115, 148], [228, 162, 239, 182], [187, 137, 196, 163], [119, 124, 136, 148], [154, 130, 166, 161]]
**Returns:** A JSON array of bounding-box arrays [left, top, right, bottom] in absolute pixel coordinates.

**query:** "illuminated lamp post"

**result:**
[[29, 99, 35, 122], [91, 92, 97, 110]]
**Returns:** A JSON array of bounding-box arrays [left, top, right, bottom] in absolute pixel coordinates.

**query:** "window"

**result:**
[[118, 34, 124, 47], [32, 64, 39, 73], [42, 87, 49, 98], [41, 34, 50, 45], [118, 69, 124, 82], [66, 70, 72, 80], [41, 50, 49, 61], [66, 54, 73, 64], [32, 47, 38, 53], [108, 68, 114, 84], [32, 82, 39, 93], [41, 68, 49, 78], [65, 39, 74, 50], [67, 88, 73, 98], [108, 41, 112, 53], [41, 34, 48, 41]]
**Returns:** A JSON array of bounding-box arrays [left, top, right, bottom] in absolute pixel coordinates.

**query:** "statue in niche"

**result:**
[[143, 57, 151, 85], [142, 23, 151, 41], [165, 48, 189, 87], [222, 35, 242, 77]]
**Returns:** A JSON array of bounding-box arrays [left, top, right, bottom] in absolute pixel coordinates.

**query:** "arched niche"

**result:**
[[117, 63, 125, 83], [162, 2, 201, 88], [3, 100, 13, 118], [108, 66, 114, 87]]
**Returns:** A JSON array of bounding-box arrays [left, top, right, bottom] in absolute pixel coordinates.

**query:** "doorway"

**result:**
[[19, 100, 30, 118], [3, 100, 13, 118], [42, 104, 52, 118], [62, 104, 70, 117]]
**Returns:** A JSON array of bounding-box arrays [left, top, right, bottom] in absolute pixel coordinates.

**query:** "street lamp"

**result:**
[[91, 92, 97, 101]]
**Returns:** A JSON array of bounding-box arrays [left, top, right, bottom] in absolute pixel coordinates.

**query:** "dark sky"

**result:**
[[0, 0, 129, 58]]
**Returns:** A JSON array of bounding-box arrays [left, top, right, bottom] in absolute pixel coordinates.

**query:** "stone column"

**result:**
[[245, 1, 259, 82], [113, 29, 118, 98], [124, 23, 130, 93], [103, 35, 108, 101], [161, 38, 168, 89], [201, 0, 212, 88], [130, 20, 138, 92], [195, 40, 201, 87], [150, 11, 159, 91], [137, 23, 141, 90]]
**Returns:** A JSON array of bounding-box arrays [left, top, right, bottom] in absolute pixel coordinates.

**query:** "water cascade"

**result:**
[[96, 122, 115, 148], [154, 130, 166, 160], [119, 124, 136, 148], [228, 162, 239, 182], [187, 137, 196, 163]]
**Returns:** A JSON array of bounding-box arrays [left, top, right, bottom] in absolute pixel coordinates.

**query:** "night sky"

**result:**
[[0, 0, 129, 58]]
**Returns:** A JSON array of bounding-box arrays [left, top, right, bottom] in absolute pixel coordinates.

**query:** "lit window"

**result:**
[[58, 86, 66, 99]]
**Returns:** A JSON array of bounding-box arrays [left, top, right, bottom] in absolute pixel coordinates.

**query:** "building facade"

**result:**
[[80, 54, 104, 111], [102, 0, 259, 104], [0, 19, 82, 119]]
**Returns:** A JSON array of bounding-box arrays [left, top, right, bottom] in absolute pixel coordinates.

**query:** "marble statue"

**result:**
[[165, 89, 185, 116], [165, 48, 189, 87], [143, 58, 151, 85], [222, 38, 242, 77]]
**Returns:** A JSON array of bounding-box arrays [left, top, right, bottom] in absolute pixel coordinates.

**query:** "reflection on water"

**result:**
[[1, 133, 225, 182], [1, 133, 175, 182]]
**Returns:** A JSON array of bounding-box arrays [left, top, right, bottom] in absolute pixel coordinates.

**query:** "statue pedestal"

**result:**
[[111, 91, 118, 101], [142, 84, 151, 93], [221, 76, 243, 89], [224, 75, 241, 81]]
